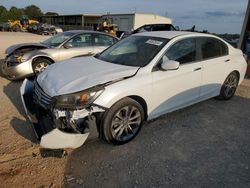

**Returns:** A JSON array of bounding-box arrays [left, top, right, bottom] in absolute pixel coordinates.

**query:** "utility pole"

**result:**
[[239, 0, 250, 49]]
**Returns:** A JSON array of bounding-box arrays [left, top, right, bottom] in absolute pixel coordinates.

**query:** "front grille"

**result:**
[[33, 81, 52, 110]]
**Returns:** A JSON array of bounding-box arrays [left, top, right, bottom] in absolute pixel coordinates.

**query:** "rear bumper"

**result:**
[[2, 59, 33, 80], [20, 79, 90, 149]]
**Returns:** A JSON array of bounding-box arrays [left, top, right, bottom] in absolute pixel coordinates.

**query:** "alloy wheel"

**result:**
[[111, 105, 142, 142], [34, 62, 49, 74], [224, 73, 238, 98]]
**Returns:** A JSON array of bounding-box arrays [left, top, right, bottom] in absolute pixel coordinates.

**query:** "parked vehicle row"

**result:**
[[20, 31, 247, 149], [27, 23, 63, 35]]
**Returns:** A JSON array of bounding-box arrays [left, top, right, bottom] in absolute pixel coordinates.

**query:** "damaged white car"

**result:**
[[21, 31, 247, 149]]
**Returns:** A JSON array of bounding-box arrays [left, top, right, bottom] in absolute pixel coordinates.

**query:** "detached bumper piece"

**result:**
[[20, 79, 91, 149], [40, 129, 89, 149]]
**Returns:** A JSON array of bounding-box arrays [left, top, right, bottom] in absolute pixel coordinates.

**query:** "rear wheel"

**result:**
[[101, 97, 144, 145], [32, 58, 52, 75], [218, 72, 239, 100]]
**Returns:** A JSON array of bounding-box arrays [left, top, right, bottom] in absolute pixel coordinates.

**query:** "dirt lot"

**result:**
[[0, 32, 250, 188], [0, 32, 66, 188]]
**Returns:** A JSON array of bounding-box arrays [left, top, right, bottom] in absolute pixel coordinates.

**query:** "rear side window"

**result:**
[[152, 24, 175, 31], [170, 25, 176, 31], [67, 34, 93, 47], [134, 25, 152, 33], [200, 37, 228, 60], [93, 34, 117, 46], [152, 24, 168, 31], [143, 25, 152, 31], [165, 38, 196, 64]]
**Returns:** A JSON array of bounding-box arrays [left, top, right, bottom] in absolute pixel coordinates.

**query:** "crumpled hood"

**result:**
[[5, 43, 48, 55], [37, 56, 139, 97]]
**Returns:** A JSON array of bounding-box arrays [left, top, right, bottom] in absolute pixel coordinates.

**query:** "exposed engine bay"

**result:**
[[5, 43, 48, 57], [11, 46, 46, 55]]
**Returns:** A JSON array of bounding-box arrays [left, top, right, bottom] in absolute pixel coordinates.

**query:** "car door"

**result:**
[[92, 34, 118, 54], [151, 38, 202, 118], [59, 33, 94, 61], [197, 37, 229, 98]]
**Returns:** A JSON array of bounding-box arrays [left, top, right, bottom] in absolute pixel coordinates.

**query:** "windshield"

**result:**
[[97, 36, 168, 67], [42, 32, 75, 47]]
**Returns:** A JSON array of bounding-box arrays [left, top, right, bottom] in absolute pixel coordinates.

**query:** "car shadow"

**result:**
[[1, 65, 37, 143], [3, 80, 26, 117], [64, 93, 250, 187], [10, 116, 37, 143], [9, 115, 66, 157], [3, 80, 38, 143], [0, 59, 6, 78]]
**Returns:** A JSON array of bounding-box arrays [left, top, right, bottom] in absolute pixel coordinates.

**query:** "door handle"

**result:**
[[88, 52, 94, 55], [193, 67, 202, 71], [225, 59, 230, 62]]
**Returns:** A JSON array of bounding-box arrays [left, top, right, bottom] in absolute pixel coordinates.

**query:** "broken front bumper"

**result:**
[[20, 79, 103, 149]]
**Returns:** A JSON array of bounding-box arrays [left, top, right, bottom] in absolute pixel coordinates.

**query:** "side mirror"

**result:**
[[161, 59, 180, 71], [64, 43, 73, 49]]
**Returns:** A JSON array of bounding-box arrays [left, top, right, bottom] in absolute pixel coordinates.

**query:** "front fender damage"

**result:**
[[20, 78, 105, 149]]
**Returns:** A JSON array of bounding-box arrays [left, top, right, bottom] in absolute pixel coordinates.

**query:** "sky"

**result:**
[[1, 0, 248, 34]]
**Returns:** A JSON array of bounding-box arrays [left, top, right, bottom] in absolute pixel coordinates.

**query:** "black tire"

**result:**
[[32, 58, 52, 75], [101, 97, 145, 145], [217, 71, 239, 100]]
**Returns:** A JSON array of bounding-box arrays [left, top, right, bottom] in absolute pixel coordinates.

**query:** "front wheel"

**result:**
[[217, 72, 239, 100], [101, 98, 145, 145], [32, 58, 52, 75]]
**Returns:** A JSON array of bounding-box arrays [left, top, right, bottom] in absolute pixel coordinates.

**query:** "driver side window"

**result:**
[[66, 34, 93, 48], [165, 38, 196, 64]]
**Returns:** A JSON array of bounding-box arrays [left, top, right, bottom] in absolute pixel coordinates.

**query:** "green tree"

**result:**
[[45, 12, 58, 16], [0, 5, 9, 22], [24, 5, 43, 20], [9, 6, 24, 20], [0, 5, 8, 14]]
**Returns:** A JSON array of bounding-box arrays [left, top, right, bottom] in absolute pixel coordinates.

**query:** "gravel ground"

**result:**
[[65, 80, 250, 188], [0, 32, 249, 188]]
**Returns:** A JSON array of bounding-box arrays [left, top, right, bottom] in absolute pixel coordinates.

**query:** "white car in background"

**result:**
[[21, 31, 247, 149]]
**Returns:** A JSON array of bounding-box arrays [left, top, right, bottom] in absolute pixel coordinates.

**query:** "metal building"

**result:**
[[41, 14, 102, 31], [102, 13, 172, 31], [41, 13, 172, 32]]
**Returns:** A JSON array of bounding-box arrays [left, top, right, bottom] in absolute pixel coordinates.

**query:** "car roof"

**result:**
[[135, 31, 213, 39], [64, 30, 118, 38], [144, 23, 172, 26], [64, 30, 95, 34]]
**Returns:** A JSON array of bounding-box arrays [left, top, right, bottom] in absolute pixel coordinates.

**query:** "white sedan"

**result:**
[[21, 31, 247, 149]]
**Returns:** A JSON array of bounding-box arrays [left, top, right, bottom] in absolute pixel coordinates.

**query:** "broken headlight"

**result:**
[[6, 53, 26, 66], [54, 87, 104, 109]]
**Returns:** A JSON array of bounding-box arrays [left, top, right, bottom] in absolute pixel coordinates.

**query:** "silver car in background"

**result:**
[[2, 30, 118, 80]]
